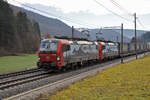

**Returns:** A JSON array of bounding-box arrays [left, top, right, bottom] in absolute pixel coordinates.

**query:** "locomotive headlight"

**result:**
[[57, 56, 60, 61], [38, 56, 40, 60]]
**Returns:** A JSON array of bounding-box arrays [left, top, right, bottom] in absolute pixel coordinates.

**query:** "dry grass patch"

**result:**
[[40, 55, 150, 100]]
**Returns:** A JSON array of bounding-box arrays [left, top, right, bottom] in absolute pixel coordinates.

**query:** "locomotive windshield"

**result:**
[[40, 41, 58, 54]]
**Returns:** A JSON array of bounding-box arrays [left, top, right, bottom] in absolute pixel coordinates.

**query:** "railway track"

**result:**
[[0, 68, 44, 79], [3, 53, 148, 100], [0, 70, 52, 90], [0, 68, 55, 99], [0, 73, 51, 90], [0, 52, 149, 99], [0, 68, 53, 90]]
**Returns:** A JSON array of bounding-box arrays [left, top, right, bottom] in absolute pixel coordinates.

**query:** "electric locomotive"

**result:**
[[37, 38, 103, 70]]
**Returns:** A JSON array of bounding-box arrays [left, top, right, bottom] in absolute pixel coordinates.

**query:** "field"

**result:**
[[39, 54, 150, 100], [0, 54, 38, 74]]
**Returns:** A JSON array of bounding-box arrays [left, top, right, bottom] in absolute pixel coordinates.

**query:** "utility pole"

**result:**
[[121, 23, 123, 63], [144, 39, 146, 56], [134, 13, 137, 59], [72, 26, 74, 40]]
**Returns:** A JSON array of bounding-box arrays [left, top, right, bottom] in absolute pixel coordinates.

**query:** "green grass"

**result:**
[[0, 54, 38, 74], [39, 54, 150, 100]]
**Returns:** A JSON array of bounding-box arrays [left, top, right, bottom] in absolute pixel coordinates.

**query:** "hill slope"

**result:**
[[10, 5, 85, 38], [10, 4, 146, 42], [88, 29, 130, 42]]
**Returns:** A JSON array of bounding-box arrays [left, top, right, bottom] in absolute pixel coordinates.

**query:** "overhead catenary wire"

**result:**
[[10, 0, 99, 28], [137, 18, 147, 29], [109, 0, 133, 16], [93, 0, 133, 22], [108, 0, 147, 30], [9, 0, 148, 30]]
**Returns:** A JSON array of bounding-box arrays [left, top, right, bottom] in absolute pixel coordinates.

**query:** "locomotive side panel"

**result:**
[[63, 43, 99, 64], [102, 42, 119, 58]]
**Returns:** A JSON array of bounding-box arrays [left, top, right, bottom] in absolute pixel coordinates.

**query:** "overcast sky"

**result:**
[[8, 0, 150, 30]]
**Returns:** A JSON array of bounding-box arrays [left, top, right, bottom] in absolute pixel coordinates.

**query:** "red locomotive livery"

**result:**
[[37, 39, 103, 70], [37, 38, 150, 70]]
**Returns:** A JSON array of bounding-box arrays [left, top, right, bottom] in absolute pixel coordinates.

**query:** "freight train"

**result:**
[[37, 38, 150, 70]]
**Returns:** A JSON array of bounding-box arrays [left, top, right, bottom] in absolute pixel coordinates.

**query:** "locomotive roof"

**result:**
[[108, 43, 115, 45], [42, 38, 67, 42], [42, 38, 120, 45], [42, 38, 97, 45], [100, 42, 118, 45], [77, 41, 93, 44]]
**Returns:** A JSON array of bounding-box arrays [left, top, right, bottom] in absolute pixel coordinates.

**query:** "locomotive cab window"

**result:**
[[40, 41, 58, 54], [62, 45, 70, 52]]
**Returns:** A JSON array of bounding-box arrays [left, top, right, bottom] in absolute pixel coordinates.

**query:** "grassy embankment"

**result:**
[[39, 54, 150, 100], [0, 54, 38, 74]]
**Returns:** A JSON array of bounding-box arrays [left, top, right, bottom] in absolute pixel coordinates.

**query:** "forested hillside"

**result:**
[[0, 0, 41, 56], [10, 4, 86, 38]]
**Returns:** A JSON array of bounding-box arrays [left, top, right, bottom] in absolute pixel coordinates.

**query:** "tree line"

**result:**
[[0, 0, 41, 56]]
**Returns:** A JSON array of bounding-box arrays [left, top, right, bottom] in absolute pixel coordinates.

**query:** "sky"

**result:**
[[8, 0, 150, 30]]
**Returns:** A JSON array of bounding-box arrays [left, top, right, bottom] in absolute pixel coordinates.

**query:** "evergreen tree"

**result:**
[[0, 0, 17, 50], [0, 0, 41, 56]]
